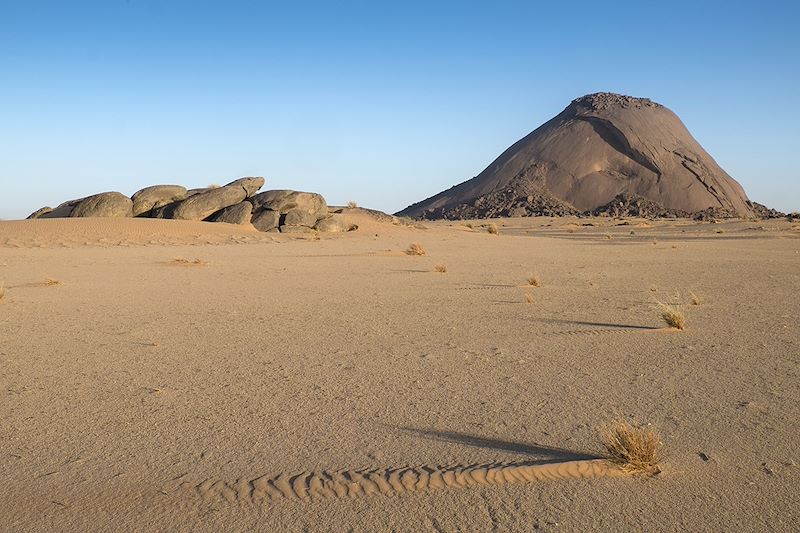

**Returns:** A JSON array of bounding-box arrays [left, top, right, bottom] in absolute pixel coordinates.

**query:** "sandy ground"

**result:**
[[1, 214, 798, 532]]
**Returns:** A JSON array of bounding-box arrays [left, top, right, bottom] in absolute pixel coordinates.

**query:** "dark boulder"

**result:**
[[131, 185, 188, 217], [250, 190, 328, 221], [226, 176, 265, 197], [170, 177, 265, 220], [171, 185, 247, 220], [208, 201, 253, 225], [250, 190, 328, 232], [70, 192, 133, 218], [251, 209, 280, 232], [27, 206, 53, 219]]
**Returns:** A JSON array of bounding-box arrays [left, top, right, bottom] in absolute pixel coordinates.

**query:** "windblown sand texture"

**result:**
[[1, 214, 798, 531], [196, 459, 625, 504]]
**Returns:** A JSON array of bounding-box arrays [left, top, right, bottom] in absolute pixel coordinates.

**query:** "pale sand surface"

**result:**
[[1, 215, 798, 531]]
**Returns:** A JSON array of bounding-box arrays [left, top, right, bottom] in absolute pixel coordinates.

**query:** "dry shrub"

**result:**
[[525, 292, 535, 304], [605, 233, 613, 240], [689, 291, 703, 306], [207, 183, 221, 189], [347, 200, 358, 208], [600, 420, 665, 474], [487, 223, 499, 235], [405, 243, 426, 256], [169, 258, 207, 266], [462, 222, 474, 229], [658, 303, 685, 330], [434, 264, 447, 273], [44, 278, 62, 286], [526, 275, 541, 287]]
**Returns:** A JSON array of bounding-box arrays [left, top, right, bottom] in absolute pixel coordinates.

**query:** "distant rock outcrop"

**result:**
[[399, 92, 760, 220], [26, 178, 357, 233]]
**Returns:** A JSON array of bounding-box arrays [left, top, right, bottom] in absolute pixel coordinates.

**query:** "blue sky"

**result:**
[[1, 0, 798, 218]]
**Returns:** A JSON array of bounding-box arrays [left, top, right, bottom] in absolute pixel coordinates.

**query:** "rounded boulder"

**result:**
[[251, 190, 328, 221], [171, 184, 247, 221], [131, 185, 188, 217], [208, 201, 253, 225], [70, 192, 133, 218]]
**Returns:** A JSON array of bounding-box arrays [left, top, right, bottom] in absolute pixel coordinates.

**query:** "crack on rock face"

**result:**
[[574, 115, 662, 178], [674, 151, 728, 209]]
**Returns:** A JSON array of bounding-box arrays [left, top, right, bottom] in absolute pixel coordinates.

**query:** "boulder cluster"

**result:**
[[27, 178, 357, 233], [417, 189, 787, 222]]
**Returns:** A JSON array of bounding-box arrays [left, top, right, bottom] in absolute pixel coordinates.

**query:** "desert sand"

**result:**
[[1, 213, 799, 531]]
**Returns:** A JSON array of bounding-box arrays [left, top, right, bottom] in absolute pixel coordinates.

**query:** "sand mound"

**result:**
[[399, 92, 754, 219], [0, 208, 405, 249], [0, 218, 267, 248]]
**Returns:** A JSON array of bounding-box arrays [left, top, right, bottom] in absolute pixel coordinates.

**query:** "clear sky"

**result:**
[[1, 0, 798, 218]]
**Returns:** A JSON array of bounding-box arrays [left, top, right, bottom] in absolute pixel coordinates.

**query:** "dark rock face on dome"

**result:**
[[398, 93, 754, 219]]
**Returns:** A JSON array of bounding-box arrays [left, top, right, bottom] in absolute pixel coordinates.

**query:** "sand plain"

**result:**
[[1, 214, 798, 532]]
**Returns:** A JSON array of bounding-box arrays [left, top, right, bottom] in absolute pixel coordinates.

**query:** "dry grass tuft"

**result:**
[[0, 281, 5, 302], [486, 223, 499, 235], [207, 183, 221, 189], [599, 420, 665, 474], [526, 275, 541, 287], [169, 258, 207, 266], [44, 278, 62, 286], [605, 233, 613, 240], [689, 291, 703, 306], [347, 200, 358, 209], [462, 222, 474, 229], [525, 292, 535, 304], [405, 243, 427, 256], [434, 264, 447, 273], [658, 303, 685, 330]]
